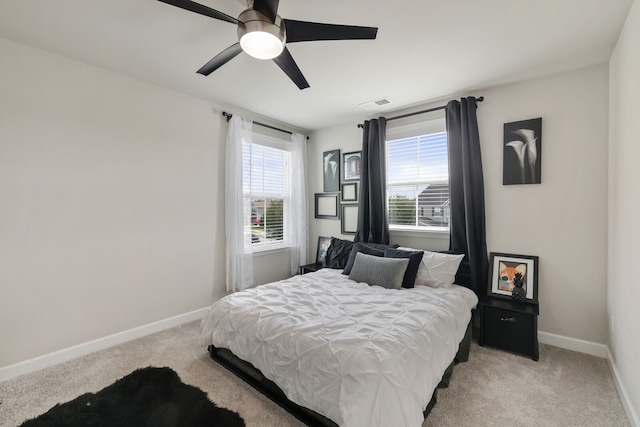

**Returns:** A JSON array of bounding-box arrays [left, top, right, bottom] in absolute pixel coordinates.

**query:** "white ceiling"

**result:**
[[0, 0, 633, 131]]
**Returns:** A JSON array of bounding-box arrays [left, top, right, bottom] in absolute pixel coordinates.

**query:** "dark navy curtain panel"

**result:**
[[445, 97, 489, 295], [355, 117, 390, 245]]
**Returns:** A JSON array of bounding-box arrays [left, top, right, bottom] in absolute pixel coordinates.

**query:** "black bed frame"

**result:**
[[208, 320, 473, 427]]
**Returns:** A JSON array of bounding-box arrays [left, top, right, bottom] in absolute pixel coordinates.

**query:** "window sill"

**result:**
[[390, 227, 450, 240], [251, 244, 291, 256]]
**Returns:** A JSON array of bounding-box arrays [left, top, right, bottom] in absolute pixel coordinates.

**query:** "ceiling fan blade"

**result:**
[[272, 48, 310, 90], [157, 0, 238, 25], [252, 0, 279, 23], [197, 43, 243, 76], [284, 19, 378, 43]]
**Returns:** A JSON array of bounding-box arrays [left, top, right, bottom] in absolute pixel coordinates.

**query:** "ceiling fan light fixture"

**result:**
[[240, 31, 284, 59], [238, 9, 286, 60]]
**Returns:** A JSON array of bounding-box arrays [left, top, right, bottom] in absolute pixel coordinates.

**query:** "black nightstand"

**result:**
[[299, 263, 322, 275], [479, 297, 539, 361]]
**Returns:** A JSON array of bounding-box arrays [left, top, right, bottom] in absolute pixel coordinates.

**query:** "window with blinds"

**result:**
[[386, 118, 450, 231], [243, 135, 291, 248]]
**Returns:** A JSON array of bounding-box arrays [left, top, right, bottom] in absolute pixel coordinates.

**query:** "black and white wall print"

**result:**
[[503, 118, 542, 185], [323, 149, 340, 192]]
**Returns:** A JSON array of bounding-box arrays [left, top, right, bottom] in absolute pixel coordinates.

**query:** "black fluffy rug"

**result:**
[[19, 366, 245, 427]]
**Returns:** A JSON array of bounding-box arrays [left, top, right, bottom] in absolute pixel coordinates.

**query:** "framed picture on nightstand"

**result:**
[[488, 252, 539, 303], [316, 236, 331, 265]]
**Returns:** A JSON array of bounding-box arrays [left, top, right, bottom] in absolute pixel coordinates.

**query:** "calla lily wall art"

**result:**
[[503, 118, 542, 185]]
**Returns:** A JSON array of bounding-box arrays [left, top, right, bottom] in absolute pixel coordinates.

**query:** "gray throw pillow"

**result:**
[[342, 242, 385, 275], [348, 252, 410, 289]]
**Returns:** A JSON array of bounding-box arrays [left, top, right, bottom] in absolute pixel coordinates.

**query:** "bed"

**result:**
[[201, 243, 478, 427]]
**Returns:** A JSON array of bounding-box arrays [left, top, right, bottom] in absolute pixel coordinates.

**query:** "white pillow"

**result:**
[[399, 247, 464, 288]]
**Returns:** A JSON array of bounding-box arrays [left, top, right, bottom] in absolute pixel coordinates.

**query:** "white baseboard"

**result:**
[[0, 307, 210, 383], [607, 348, 640, 427], [538, 330, 608, 358], [538, 330, 638, 427]]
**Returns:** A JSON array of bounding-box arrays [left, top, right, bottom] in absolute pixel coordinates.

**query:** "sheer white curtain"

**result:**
[[288, 132, 308, 274], [225, 115, 253, 292]]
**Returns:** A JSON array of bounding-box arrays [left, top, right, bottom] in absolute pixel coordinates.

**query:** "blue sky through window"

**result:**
[[387, 131, 448, 197]]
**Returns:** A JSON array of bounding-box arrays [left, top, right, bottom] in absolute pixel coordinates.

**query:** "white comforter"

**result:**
[[201, 268, 478, 427]]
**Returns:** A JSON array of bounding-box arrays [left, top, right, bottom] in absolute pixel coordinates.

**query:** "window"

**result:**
[[386, 118, 450, 232], [243, 133, 291, 249]]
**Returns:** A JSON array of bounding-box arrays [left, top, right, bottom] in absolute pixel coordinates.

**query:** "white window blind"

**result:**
[[243, 134, 291, 248], [386, 118, 450, 231]]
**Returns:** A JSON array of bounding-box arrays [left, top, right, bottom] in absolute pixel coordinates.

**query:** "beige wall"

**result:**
[[252, 250, 292, 286], [309, 64, 610, 345], [609, 0, 640, 422], [308, 123, 362, 250], [0, 37, 293, 368], [0, 37, 225, 367], [481, 64, 609, 344]]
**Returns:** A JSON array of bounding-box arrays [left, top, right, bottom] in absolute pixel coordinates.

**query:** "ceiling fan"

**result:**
[[157, 0, 378, 90]]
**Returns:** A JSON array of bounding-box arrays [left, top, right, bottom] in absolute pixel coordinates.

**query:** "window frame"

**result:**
[[385, 117, 450, 236], [244, 132, 293, 252]]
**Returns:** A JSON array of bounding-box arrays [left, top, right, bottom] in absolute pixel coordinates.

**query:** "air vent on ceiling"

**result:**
[[358, 97, 393, 111]]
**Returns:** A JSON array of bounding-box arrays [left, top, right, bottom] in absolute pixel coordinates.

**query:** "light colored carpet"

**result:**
[[0, 321, 629, 427]]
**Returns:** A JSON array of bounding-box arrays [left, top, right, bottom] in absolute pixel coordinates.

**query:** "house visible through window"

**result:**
[[386, 118, 449, 232], [243, 133, 291, 249]]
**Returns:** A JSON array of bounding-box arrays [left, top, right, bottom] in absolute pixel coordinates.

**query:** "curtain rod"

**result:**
[[357, 96, 484, 129], [222, 112, 308, 139]]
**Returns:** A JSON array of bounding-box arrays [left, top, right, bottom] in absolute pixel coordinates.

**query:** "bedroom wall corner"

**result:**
[[608, 0, 640, 424], [480, 64, 610, 346], [0, 37, 227, 368], [307, 123, 362, 261]]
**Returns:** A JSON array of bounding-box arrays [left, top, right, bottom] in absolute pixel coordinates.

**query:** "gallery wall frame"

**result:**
[[503, 117, 542, 185], [341, 182, 358, 202], [323, 149, 341, 192], [488, 252, 539, 304], [314, 193, 340, 219], [342, 151, 362, 182], [341, 204, 359, 235]]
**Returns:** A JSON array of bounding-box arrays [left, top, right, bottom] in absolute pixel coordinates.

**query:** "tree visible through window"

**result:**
[[386, 122, 449, 231]]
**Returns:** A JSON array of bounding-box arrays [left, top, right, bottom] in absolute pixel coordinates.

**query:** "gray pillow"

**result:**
[[348, 252, 410, 289], [342, 242, 385, 275]]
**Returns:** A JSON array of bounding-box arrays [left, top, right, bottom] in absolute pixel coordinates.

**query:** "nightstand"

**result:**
[[479, 297, 539, 361], [299, 263, 322, 275]]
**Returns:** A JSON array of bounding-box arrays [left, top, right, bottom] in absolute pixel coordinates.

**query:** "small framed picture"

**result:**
[[488, 252, 539, 303], [342, 151, 362, 181], [323, 149, 340, 192], [341, 182, 358, 202], [314, 193, 340, 219], [341, 204, 358, 235], [316, 236, 331, 265]]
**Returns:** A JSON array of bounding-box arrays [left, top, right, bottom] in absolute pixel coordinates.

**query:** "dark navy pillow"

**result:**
[[324, 237, 354, 269], [384, 248, 424, 288], [325, 237, 400, 270], [359, 242, 400, 251], [342, 242, 385, 275]]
